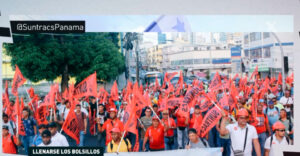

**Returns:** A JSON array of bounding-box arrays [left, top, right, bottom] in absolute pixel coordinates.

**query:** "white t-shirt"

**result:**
[[226, 123, 258, 156], [38, 140, 59, 147], [51, 132, 69, 146], [264, 134, 289, 156], [279, 96, 293, 112], [57, 104, 66, 116], [3, 121, 16, 135], [63, 108, 70, 120]]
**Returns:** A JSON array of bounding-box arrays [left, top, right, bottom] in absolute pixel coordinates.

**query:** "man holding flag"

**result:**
[[220, 108, 261, 156]]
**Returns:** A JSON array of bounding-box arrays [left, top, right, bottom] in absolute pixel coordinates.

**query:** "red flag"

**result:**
[[175, 71, 184, 95], [28, 87, 35, 99], [158, 98, 168, 112], [219, 94, 229, 108], [3, 81, 10, 109], [209, 72, 222, 91], [11, 65, 26, 96], [166, 97, 183, 109], [199, 106, 222, 137], [110, 80, 119, 101], [89, 108, 96, 135], [74, 72, 97, 98], [167, 72, 178, 81], [62, 99, 80, 144], [167, 83, 175, 94], [277, 72, 282, 85], [36, 105, 49, 125], [250, 66, 258, 80], [233, 73, 239, 80], [199, 98, 212, 112], [123, 97, 138, 134], [15, 96, 26, 136], [180, 87, 202, 118]]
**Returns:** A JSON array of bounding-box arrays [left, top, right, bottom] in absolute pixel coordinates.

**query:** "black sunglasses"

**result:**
[[278, 129, 285, 132]]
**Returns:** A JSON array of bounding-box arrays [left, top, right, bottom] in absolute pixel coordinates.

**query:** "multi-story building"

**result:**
[[242, 32, 294, 78], [162, 43, 232, 78], [147, 44, 165, 72]]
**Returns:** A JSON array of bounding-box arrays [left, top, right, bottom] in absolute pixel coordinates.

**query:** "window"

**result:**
[[244, 34, 249, 44], [263, 32, 270, 39], [244, 50, 249, 57], [263, 47, 271, 58]]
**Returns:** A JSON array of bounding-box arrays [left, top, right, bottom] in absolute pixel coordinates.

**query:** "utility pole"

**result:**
[[271, 32, 286, 92]]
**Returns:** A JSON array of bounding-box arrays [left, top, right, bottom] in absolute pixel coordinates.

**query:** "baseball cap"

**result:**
[[194, 105, 200, 109], [109, 107, 117, 113], [111, 128, 121, 133], [259, 99, 264, 103], [152, 116, 160, 121], [268, 100, 274, 105], [41, 130, 51, 137]]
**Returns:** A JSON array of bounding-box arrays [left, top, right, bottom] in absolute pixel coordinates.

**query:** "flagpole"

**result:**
[[138, 118, 146, 131], [148, 105, 162, 122], [117, 130, 126, 153]]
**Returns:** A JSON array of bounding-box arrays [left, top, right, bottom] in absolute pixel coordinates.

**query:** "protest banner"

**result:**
[[199, 106, 222, 137], [73, 72, 97, 98], [11, 65, 26, 96], [104, 148, 222, 156]]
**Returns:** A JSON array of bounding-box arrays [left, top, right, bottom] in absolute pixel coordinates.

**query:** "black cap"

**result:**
[[194, 105, 200, 109], [2, 125, 9, 130], [153, 104, 158, 108], [41, 130, 51, 137], [48, 122, 57, 128], [38, 124, 48, 129]]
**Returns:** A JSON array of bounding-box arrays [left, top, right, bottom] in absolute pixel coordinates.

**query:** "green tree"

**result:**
[[4, 33, 125, 92]]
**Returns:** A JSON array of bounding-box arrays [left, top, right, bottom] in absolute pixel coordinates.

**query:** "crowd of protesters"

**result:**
[[2, 71, 294, 156]]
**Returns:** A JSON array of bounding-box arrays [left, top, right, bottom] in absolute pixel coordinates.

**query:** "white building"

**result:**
[[242, 32, 294, 78], [162, 43, 232, 77]]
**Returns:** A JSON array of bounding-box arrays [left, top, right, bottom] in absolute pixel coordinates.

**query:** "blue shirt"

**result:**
[[32, 135, 42, 146], [264, 107, 279, 126], [22, 117, 36, 136]]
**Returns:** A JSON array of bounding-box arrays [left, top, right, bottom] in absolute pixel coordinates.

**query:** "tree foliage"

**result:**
[[4, 33, 125, 90]]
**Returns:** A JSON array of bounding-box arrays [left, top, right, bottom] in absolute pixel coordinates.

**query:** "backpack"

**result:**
[[265, 107, 279, 115], [110, 139, 130, 151]]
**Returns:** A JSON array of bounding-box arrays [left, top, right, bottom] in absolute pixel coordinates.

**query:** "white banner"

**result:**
[[104, 148, 222, 156]]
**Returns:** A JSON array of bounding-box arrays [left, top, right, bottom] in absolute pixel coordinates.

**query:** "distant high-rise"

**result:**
[[158, 33, 167, 44]]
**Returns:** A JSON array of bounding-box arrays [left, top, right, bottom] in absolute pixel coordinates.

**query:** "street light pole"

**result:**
[[271, 32, 285, 92]]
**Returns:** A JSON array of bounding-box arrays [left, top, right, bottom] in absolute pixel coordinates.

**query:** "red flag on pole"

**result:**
[[250, 66, 258, 80], [12, 65, 26, 96], [3, 81, 10, 109], [74, 72, 97, 98], [199, 105, 222, 137], [277, 72, 282, 85], [110, 80, 119, 101], [62, 100, 80, 144], [209, 72, 222, 91]]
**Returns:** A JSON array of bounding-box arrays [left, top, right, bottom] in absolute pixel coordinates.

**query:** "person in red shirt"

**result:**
[[189, 105, 203, 130], [174, 107, 189, 149], [143, 116, 166, 151], [98, 107, 124, 147], [161, 109, 176, 150], [253, 104, 271, 155], [2, 125, 21, 154]]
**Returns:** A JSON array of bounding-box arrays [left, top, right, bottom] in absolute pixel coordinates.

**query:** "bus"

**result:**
[[144, 71, 163, 86]]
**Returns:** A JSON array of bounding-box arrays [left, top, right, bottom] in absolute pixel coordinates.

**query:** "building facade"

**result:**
[[242, 32, 294, 78]]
